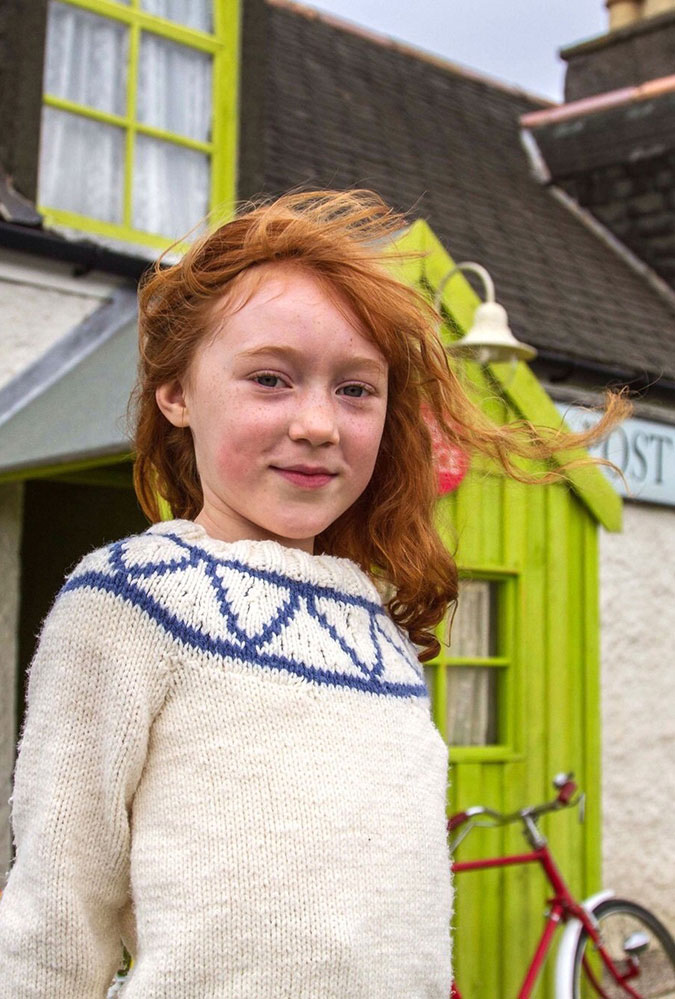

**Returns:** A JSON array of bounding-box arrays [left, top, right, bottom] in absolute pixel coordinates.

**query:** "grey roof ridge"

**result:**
[[521, 73, 675, 129], [0, 284, 138, 430], [520, 128, 675, 320], [265, 0, 555, 108]]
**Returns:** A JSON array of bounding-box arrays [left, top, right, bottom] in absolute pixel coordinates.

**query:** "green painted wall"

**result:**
[[430, 470, 601, 998], [387, 222, 616, 998]]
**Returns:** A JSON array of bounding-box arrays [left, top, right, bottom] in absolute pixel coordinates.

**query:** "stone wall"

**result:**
[[559, 153, 675, 288], [599, 502, 675, 930], [561, 10, 675, 101]]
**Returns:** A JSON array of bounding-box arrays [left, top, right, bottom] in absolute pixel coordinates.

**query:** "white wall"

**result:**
[[0, 253, 117, 878], [0, 483, 22, 880], [599, 502, 675, 930], [0, 249, 116, 392]]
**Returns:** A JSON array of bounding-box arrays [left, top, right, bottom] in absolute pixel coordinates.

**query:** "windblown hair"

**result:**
[[133, 189, 629, 661]]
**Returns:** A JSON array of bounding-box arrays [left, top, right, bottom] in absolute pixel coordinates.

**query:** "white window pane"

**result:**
[[39, 108, 124, 224], [44, 1, 128, 116], [141, 0, 213, 33], [449, 581, 497, 657], [446, 667, 498, 745], [133, 136, 209, 238], [137, 33, 212, 142]]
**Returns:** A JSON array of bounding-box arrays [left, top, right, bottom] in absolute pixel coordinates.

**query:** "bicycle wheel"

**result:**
[[573, 898, 675, 998]]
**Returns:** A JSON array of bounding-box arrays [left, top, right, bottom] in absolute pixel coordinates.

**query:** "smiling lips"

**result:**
[[273, 465, 337, 488]]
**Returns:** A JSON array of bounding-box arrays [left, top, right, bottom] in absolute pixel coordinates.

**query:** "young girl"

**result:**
[[0, 190, 625, 998]]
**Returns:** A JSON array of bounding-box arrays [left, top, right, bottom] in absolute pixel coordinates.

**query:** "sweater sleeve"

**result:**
[[0, 557, 173, 998]]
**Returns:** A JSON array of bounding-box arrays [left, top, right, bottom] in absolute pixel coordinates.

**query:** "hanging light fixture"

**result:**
[[434, 261, 536, 365]]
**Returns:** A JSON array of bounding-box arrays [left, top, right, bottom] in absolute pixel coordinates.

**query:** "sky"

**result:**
[[300, 0, 609, 102]]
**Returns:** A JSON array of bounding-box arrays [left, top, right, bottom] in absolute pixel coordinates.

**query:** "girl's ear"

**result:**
[[155, 380, 190, 427]]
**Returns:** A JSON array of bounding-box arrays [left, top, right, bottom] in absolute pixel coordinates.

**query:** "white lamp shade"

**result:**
[[446, 302, 537, 364]]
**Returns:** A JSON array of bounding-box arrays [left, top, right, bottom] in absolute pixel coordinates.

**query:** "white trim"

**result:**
[[0, 248, 118, 300]]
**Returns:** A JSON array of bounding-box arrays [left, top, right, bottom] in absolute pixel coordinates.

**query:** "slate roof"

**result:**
[[240, 0, 675, 390], [521, 83, 675, 292], [523, 81, 675, 178]]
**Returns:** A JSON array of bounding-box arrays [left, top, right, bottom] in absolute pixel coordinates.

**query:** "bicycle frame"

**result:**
[[450, 842, 642, 999]]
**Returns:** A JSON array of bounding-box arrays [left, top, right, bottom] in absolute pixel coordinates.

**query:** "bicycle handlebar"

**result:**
[[447, 776, 582, 838]]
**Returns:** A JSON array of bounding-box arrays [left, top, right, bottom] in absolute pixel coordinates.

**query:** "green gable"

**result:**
[[389, 218, 622, 532]]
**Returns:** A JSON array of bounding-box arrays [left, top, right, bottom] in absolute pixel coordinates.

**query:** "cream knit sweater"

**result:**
[[0, 519, 453, 998]]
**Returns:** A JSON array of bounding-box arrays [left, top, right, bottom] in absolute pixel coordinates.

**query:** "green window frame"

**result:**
[[38, 0, 238, 250], [425, 568, 518, 763]]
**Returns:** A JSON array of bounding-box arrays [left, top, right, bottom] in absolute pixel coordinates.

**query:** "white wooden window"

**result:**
[[425, 577, 511, 748]]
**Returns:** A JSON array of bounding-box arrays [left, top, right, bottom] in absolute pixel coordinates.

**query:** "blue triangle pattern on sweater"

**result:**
[[62, 533, 428, 699]]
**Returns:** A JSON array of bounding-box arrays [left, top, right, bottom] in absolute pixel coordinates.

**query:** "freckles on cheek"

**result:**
[[215, 442, 250, 480], [214, 416, 272, 481], [355, 423, 385, 467]]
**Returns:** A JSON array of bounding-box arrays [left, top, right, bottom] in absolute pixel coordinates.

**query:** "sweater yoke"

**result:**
[[63, 520, 429, 699]]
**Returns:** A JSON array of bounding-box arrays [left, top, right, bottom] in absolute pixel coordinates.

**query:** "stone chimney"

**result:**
[[563, 5, 675, 102]]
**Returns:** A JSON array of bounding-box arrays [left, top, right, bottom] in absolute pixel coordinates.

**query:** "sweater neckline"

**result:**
[[145, 519, 383, 603]]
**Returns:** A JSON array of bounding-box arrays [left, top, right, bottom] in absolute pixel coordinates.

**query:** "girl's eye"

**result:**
[[339, 383, 370, 398], [253, 373, 285, 388]]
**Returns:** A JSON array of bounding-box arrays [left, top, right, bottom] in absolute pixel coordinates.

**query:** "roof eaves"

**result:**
[[0, 167, 156, 280], [0, 220, 153, 281]]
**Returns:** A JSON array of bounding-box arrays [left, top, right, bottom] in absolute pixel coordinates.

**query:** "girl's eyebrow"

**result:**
[[236, 344, 386, 375]]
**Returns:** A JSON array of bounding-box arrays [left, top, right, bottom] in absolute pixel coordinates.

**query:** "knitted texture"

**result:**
[[0, 520, 453, 998]]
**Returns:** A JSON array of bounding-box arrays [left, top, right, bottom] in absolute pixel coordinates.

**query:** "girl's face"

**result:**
[[156, 264, 389, 553]]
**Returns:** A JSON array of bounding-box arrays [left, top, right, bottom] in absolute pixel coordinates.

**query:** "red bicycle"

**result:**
[[448, 774, 675, 998]]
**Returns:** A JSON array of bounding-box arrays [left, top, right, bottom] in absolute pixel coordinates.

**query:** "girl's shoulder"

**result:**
[[57, 520, 219, 623], [65, 519, 193, 581]]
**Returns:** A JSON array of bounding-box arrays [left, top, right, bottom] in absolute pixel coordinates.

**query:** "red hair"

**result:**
[[133, 189, 629, 661]]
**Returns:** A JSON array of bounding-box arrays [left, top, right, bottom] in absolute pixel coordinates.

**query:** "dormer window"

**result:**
[[38, 0, 236, 251]]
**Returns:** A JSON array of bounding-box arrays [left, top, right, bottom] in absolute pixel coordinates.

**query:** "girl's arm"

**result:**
[[0, 565, 173, 998]]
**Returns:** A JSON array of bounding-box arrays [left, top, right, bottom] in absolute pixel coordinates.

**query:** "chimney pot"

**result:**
[[643, 0, 675, 15], [606, 0, 642, 30]]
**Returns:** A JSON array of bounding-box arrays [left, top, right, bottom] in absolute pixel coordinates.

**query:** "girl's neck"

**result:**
[[193, 508, 315, 555]]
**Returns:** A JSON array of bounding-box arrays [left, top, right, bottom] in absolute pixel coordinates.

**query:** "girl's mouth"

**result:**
[[273, 466, 337, 489]]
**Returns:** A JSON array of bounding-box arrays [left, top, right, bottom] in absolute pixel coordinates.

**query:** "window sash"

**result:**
[[38, 0, 235, 249], [425, 571, 516, 755]]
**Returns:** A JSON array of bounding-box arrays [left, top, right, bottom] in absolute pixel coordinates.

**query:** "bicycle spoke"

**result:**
[[575, 901, 675, 999]]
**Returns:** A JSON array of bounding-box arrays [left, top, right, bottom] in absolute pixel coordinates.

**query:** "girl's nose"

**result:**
[[288, 397, 340, 446]]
